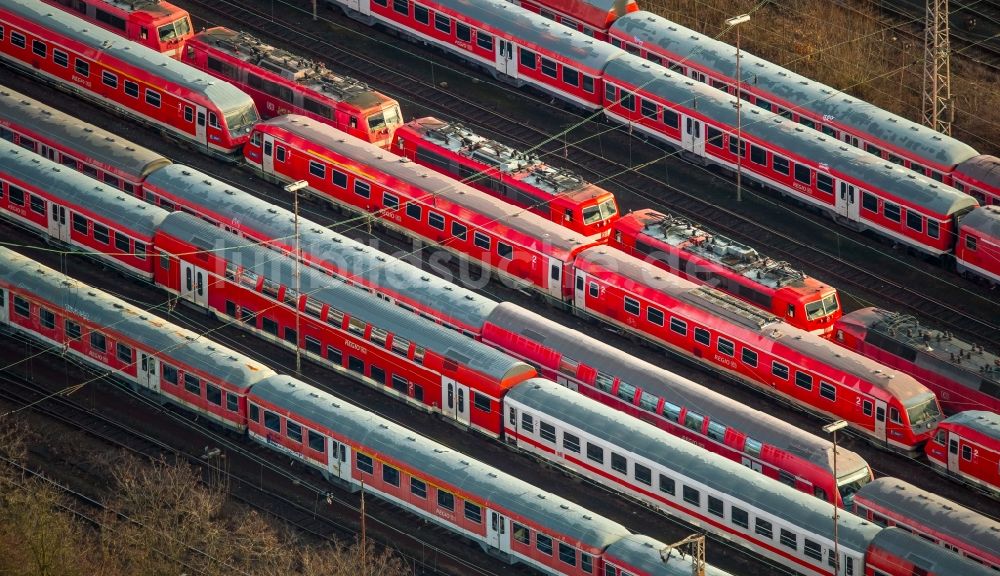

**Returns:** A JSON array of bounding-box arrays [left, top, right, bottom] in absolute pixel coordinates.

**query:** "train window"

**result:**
[[595, 373, 614, 393], [755, 518, 773, 539], [779, 529, 797, 550], [582, 75, 594, 93], [558, 543, 576, 567], [706, 127, 723, 147], [10, 31, 25, 49], [123, 80, 139, 99], [36, 307, 54, 330], [617, 381, 636, 403], [816, 173, 833, 194], [95, 8, 126, 30], [646, 53, 663, 66], [308, 430, 325, 453], [65, 320, 81, 341], [634, 463, 651, 485], [611, 452, 627, 474], [539, 58, 557, 79], [519, 48, 537, 70], [795, 372, 813, 391], [962, 445, 972, 460], [206, 384, 222, 407], [89, 331, 106, 353], [353, 181, 371, 199], [604, 83, 616, 104], [326, 169, 346, 189], [647, 307, 664, 326], [659, 474, 675, 496], [682, 485, 700, 507], [476, 31, 493, 51], [708, 496, 724, 518], [465, 502, 482, 524], [29, 195, 45, 215], [883, 201, 901, 223], [53, 49, 68, 68], [116, 343, 132, 365], [410, 477, 426, 499], [771, 362, 789, 380], [799, 117, 816, 130], [864, 143, 882, 158], [707, 422, 726, 441], [563, 433, 580, 454], [538, 421, 556, 443], [670, 317, 687, 336], [473, 231, 490, 250], [804, 539, 822, 561], [862, 400, 873, 417], [382, 463, 400, 487], [226, 393, 238, 413], [581, 553, 593, 573], [586, 442, 604, 465], [348, 356, 365, 375], [7, 186, 23, 206], [536, 533, 553, 556], [381, 192, 399, 211], [862, 191, 878, 213], [434, 13, 451, 34], [623, 297, 640, 316], [101, 71, 118, 90], [208, 113, 220, 129], [755, 98, 772, 112], [406, 203, 422, 221], [966, 235, 977, 250], [357, 453, 374, 474], [0, 25, 3, 42], [889, 407, 901, 424], [744, 437, 762, 457], [473, 392, 490, 413], [930, 170, 944, 182], [456, 23, 471, 42], [772, 155, 789, 175], [162, 364, 178, 385], [640, 99, 657, 120], [728, 137, 746, 158], [497, 242, 513, 260], [927, 220, 939, 239], [309, 161, 325, 179], [392, 0, 408, 15], [520, 413, 534, 433], [261, 317, 278, 336], [437, 489, 455, 511], [694, 328, 710, 346], [821, 125, 837, 137], [451, 221, 467, 241], [779, 470, 796, 487], [663, 401, 681, 422], [820, 382, 836, 401], [304, 337, 322, 356], [301, 98, 332, 121], [794, 164, 811, 185], [114, 234, 130, 255], [588, 281, 599, 298], [373, 0, 387, 6], [685, 411, 703, 433], [717, 338, 735, 357], [184, 374, 201, 396], [741, 348, 758, 367], [512, 522, 530, 545], [427, 212, 445, 230], [562, 67, 579, 87], [327, 346, 343, 366]]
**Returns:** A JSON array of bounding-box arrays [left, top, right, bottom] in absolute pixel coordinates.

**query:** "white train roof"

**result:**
[[856, 477, 1000, 559], [0, 141, 167, 235], [870, 527, 995, 575], [261, 116, 591, 254], [942, 410, 1000, 439], [506, 379, 883, 552], [0, 86, 171, 179], [579, 245, 929, 401], [144, 164, 498, 330], [604, 534, 734, 575], [250, 374, 631, 548], [159, 212, 529, 381], [484, 302, 867, 474], [962, 205, 1000, 238], [4, 0, 253, 117], [0, 246, 273, 389], [604, 54, 977, 216], [611, 12, 980, 169]]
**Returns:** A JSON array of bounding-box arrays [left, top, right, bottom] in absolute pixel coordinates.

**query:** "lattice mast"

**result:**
[[922, 0, 952, 134], [661, 534, 706, 576]]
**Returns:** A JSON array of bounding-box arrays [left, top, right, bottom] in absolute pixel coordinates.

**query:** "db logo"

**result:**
[[267, 101, 276, 111]]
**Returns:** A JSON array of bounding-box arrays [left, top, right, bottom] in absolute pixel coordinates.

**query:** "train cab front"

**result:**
[[572, 192, 619, 239], [794, 290, 841, 334], [152, 12, 193, 57], [364, 103, 403, 149], [835, 464, 873, 509]]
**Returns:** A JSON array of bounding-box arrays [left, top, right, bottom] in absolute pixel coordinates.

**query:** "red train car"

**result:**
[[954, 155, 1000, 207], [925, 411, 1000, 497], [0, 0, 258, 158], [955, 204, 1000, 286], [42, 0, 193, 57], [834, 308, 1000, 415], [245, 115, 600, 301], [514, 0, 638, 39], [853, 477, 1000, 570], [181, 27, 403, 148], [864, 527, 993, 576], [392, 117, 619, 239], [611, 209, 841, 333], [572, 245, 942, 452]]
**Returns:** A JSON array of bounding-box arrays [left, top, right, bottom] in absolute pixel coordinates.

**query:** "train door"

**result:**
[[496, 40, 517, 80], [195, 106, 207, 145], [837, 182, 857, 220], [179, 261, 208, 307], [262, 133, 276, 174], [874, 401, 887, 441], [573, 269, 587, 309], [328, 439, 352, 483], [682, 117, 704, 157], [547, 258, 563, 300], [487, 510, 511, 554], [47, 204, 69, 243], [0, 287, 7, 325], [39, 144, 56, 162], [138, 352, 159, 392], [442, 377, 470, 426], [947, 434, 960, 471]]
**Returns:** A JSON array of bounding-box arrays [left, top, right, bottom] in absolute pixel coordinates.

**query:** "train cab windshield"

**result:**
[[158, 16, 192, 43], [226, 105, 260, 136], [906, 394, 941, 428], [367, 105, 403, 134], [836, 466, 872, 507], [804, 292, 840, 321], [582, 198, 618, 225]]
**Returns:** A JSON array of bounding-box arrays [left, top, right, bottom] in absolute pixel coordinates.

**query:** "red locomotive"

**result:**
[[392, 117, 619, 239], [0, 0, 258, 158], [513, 0, 638, 40], [834, 308, 1000, 415], [42, 0, 193, 57], [181, 27, 403, 148], [955, 204, 1000, 286], [612, 209, 841, 333], [925, 410, 1000, 497]]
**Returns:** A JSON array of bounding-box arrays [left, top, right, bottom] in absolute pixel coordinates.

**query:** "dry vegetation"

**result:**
[[0, 422, 409, 576], [643, 0, 1000, 156]]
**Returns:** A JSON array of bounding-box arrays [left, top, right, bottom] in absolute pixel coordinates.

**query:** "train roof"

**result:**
[[483, 302, 869, 475], [0, 141, 167, 235], [856, 477, 1000, 558], [941, 410, 1000, 439], [144, 164, 498, 330], [250, 375, 631, 548], [432, 0, 623, 72], [260, 116, 592, 254], [837, 307, 999, 404], [604, 54, 978, 216], [158, 212, 528, 382], [506, 379, 884, 552], [957, 155, 1000, 187], [95, 0, 181, 18], [0, 247, 273, 389], [603, 534, 734, 575], [962, 205, 1000, 238], [530, 0, 638, 30], [610, 12, 980, 170], [870, 527, 996, 575], [6, 0, 253, 116], [0, 86, 171, 180], [191, 28, 390, 110]]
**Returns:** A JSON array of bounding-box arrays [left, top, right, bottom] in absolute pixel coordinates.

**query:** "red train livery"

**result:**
[[392, 117, 619, 239], [514, 0, 638, 40], [924, 410, 1000, 497], [42, 0, 193, 57], [955, 204, 1000, 286], [181, 27, 403, 148], [0, 0, 258, 158], [611, 209, 841, 333]]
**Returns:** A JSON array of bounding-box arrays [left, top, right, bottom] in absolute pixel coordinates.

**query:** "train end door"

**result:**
[[442, 377, 471, 426], [329, 439, 352, 484], [947, 433, 960, 472], [261, 133, 276, 174], [138, 352, 159, 393], [0, 287, 7, 325], [47, 204, 69, 243], [547, 257, 564, 300], [179, 261, 208, 307], [573, 269, 587, 309], [874, 401, 887, 442], [487, 510, 512, 554], [496, 39, 517, 80], [195, 106, 208, 145]]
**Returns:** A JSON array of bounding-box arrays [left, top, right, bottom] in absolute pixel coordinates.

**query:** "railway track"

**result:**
[[177, 0, 1000, 351]]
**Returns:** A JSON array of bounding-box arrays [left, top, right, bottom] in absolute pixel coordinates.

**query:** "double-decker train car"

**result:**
[[955, 204, 1000, 286], [611, 209, 841, 333], [480, 302, 872, 506], [0, 141, 166, 280], [924, 410, 1000, 496], [392, 117, 619, 239], [181, 28, 403, 148], [834, 308, 1000, 414], [853, 477, 1000, 570], [42, 0, 193, 57], [0, 0, 258, 157]]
